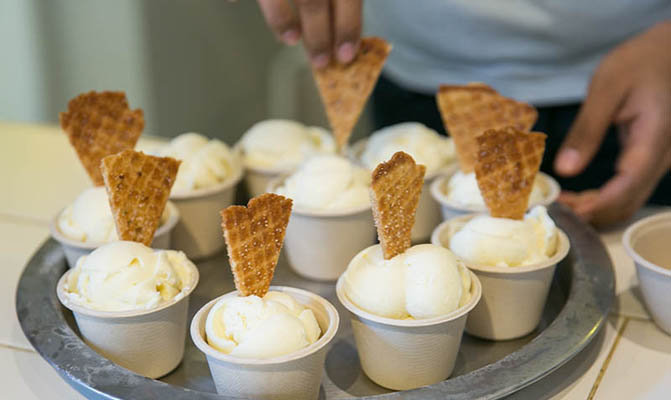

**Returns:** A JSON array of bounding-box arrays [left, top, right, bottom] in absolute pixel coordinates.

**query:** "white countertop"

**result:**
[[1, 121, 669, 399]]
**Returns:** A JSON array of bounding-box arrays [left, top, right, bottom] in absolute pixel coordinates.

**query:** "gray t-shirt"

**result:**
[[364, 0, 670, 105]]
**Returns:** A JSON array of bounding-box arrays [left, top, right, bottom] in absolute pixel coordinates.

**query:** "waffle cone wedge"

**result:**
[[474, 127, 547, 220], [313, 36, 391, 152], [370, 151, 426, 260], [60, 91, 144, 186], [220, 193, 293, 297], [436, 83, 537, 173], [100, 149, 180, 246]]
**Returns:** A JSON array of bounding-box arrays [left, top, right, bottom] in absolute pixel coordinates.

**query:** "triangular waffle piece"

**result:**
[[221, 194, 292, 297], [474, 127, 547, 220], [436, 83, 537, 173], [313, 37, 391, 151], [370, 151, 426, 260], [100, 150, 180, 246], [60, 91, 144, 186]]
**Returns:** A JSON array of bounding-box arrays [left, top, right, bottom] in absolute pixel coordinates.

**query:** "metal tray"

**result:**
[[16, 204, 614, 399]]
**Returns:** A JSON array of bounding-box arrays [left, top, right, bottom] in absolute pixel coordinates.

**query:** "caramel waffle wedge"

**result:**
[[100, 149, 180, 246], [370, 151, 426, 260], [221, 193, 292, 297], [475, 127, 547, 220], [60, 91, 144, 186], [313, 37, 391, 152], [436, 83, 537, 173]]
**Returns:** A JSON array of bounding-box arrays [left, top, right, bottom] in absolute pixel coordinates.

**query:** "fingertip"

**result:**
[[311, 53, 330, 69], [337, 42, 357, 64], [281, 29, 300, 45], [554, 148, 582, 176]]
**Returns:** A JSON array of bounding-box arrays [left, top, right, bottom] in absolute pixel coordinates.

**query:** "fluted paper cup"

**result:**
[[50, 201, 179, 268], [56, 262, 199, 378], [432, 215, 570, 340], [348, 138, 456, 242], [623, 212, 671, 334], [190, 286, 339, 400], [169, 163, 243, 260], [268, 178, 376, 281], [430, 170, 560, 221], [336, 271, 481, 390]]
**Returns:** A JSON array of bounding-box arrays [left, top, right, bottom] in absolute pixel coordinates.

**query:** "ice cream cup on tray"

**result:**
[[56, 241, 200, 378], [348, 124, 457, 242], [236, 119, 336, 198], [623, 212, 671, 334], [155, 133, 244, 260], [336, 266, 482, 390], [190, 286, 339, 400], [50, 193, 179, 268], [430, 168, 560, 221], [431, 212, 570, 340], [268, 173, 376, 281]]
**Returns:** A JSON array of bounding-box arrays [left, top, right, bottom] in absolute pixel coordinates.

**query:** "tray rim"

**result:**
[[15, 204, 614, 400]]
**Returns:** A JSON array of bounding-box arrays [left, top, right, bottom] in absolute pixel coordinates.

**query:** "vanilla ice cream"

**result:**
[[57, 187, 168, 243], [205, 291, 322, 358], [360, 122, 455, 175], [342, 244, 472, 319], [446, 171, 546, 207], [450, 206, 558, 267], [275, 155, 370, 211], [155, 132, 237, 194], [239, 119, 335, 170], [63, 241, 196, 312]]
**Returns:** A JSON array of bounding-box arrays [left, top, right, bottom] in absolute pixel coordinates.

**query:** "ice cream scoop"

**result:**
[[239, 119, 335, 170], [360, 122, 455, 175], [63, 241, 197, 312], [205, 291, 322, 358], [275, 155, 370, 211], [446, 171, 545, 207], [155, 132, 236, 194], [57, 187, 168, 243], [342, 244, 472, 319], [450, 205, 558, 267]]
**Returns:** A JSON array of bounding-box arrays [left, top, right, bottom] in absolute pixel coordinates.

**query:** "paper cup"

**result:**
[[56, 261, 199, 378], [623, 212, 671, 334], [190, 286, 339, 400], [431, 215, 570, 340], [430, 170, 560, 221], [336, 271, 481, 391], [243, 164, 294, 198], [348, 138, 456, 242], [169, 164, 243, 260], [268, 178, 376, 281], [50, 201, 179, 268]]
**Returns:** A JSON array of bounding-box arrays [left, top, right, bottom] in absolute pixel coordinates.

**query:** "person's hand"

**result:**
[[257, 0, 362, 68], [554, 21, 671, 226]]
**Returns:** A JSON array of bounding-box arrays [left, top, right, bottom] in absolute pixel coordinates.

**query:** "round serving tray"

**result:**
[[16, 204, 614, 399]]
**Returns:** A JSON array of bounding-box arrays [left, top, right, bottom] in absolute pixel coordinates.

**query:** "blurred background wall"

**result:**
[[0, 0, 372, 143]]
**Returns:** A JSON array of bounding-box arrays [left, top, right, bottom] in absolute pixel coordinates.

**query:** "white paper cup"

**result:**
[[56, 261, 199, 378], [268, 178, 376, 281], [623, 212, 671, 335], [430, 170, 560, 221], [169, 164, 243, 260], [348, 138, 456, 242], [190, 286, 339, 400], [431, 215, 570, 340], [336, 271, 481, 391], [50, 201, 179, 268], [243, 164, 294, 198]]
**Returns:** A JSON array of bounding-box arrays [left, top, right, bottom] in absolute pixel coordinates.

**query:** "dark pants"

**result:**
[[372, 75, 670, 205]]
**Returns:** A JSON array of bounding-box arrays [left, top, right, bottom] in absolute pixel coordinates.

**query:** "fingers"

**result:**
[[295, 0, 332, 68], [554, 56, 628, 177], [333, 0, 362, 63], [257, 0, 301, 45]]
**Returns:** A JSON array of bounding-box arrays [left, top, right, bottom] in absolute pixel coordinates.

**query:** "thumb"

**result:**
[[555, 60, 626, 176]]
